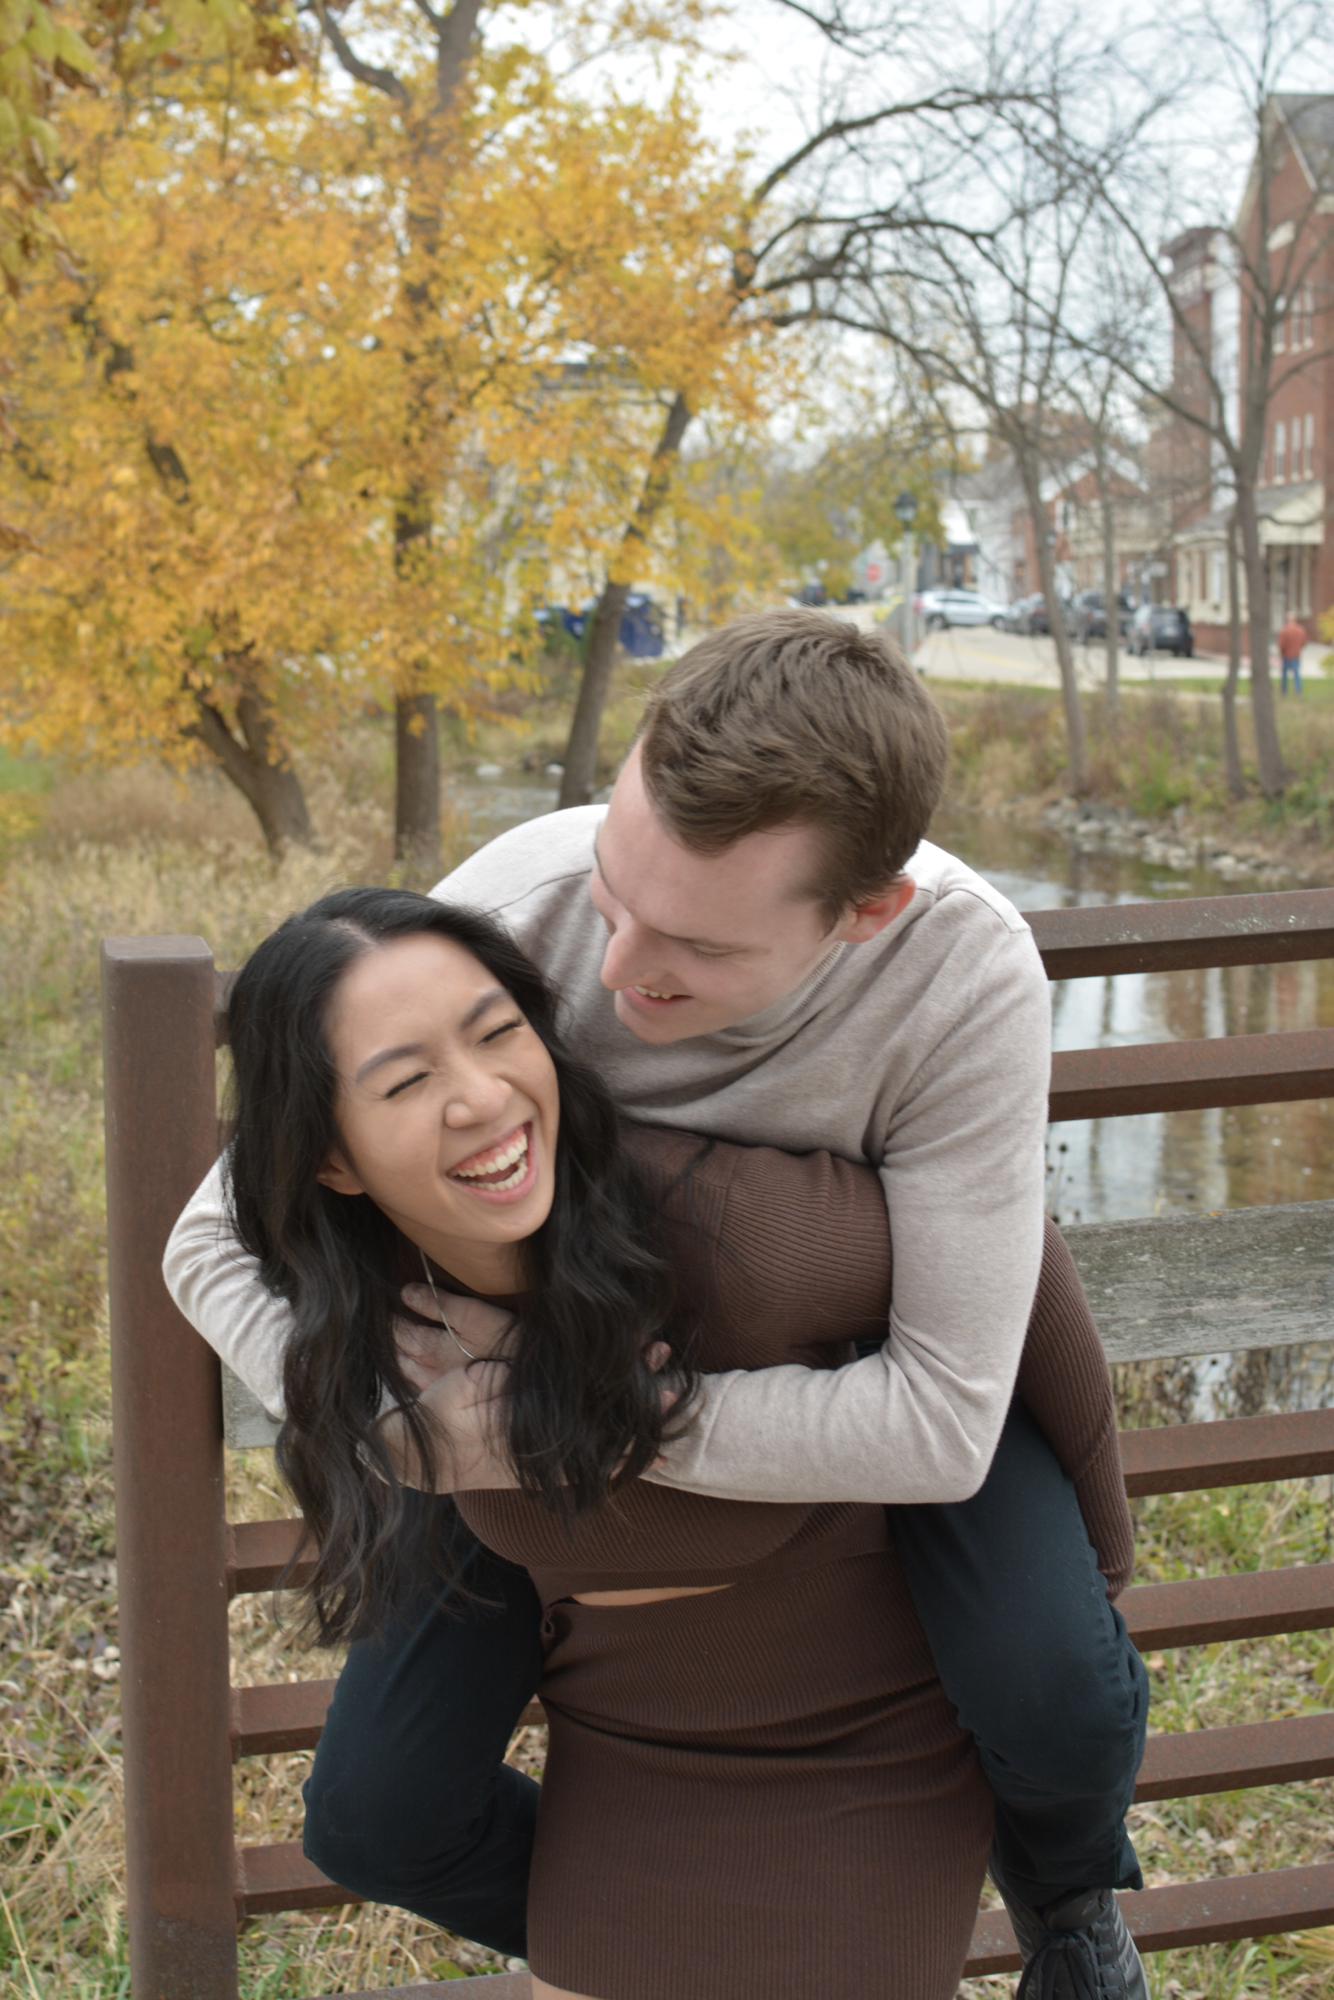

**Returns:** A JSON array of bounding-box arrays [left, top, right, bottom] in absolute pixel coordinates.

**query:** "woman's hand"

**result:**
[[378, 1357, 517, 1493], [396, 1284, 516, 1391]]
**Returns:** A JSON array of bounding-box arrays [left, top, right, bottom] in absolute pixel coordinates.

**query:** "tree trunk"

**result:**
[[1099, 487, 1119, 716], [392, 487, 442, 878], [394, 690, 442, 879], [190, 685, 314, 856], [1221, 510, 1247, 802], [559, 583, 632, 809], [1234, 484, 1286, 798], [559, 392, 693, 810], [1022, 461, 1088, 794]]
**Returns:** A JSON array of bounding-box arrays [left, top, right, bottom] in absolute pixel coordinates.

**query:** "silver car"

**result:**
[[917, 588, 1004, 629]]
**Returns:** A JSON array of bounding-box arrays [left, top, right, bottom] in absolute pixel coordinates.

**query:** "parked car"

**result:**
[[994, 598, 1031, 632], [1071, 590, 1134, 642], [914, 587, 1005, 630], [1015, 592, 1079, 636], [1128, 603, 1194, 658]]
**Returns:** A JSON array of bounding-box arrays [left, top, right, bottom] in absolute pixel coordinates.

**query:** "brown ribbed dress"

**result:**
[[459, 1129, 1134, 2000]]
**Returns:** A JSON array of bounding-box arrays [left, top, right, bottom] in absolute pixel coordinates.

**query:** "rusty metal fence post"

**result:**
[[102, 937, 239, 2000]]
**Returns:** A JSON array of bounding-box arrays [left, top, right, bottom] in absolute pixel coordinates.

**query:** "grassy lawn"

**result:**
[[1165, 675, 1334, 706], [2, 707, 1331, 1995]]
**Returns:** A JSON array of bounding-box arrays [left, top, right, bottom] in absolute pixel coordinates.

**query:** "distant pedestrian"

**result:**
[[1277, 614, 1307, 695]]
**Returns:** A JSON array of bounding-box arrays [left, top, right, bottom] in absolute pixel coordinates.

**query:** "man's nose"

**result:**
[[599, 917, 653, 991]]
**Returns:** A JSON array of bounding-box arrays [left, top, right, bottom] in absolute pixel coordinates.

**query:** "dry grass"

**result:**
[[937, 679, 1334, 875], [2, 728, 1331, 1996]]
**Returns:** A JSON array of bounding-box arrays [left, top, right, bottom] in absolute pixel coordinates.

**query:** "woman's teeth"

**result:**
[[635, 986, 681, 1000], [451, 1128, 530, 1189]]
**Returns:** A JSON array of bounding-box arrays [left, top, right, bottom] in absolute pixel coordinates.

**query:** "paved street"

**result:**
[[909, 620, 1327, 688], [683, 606, 1326, 688]]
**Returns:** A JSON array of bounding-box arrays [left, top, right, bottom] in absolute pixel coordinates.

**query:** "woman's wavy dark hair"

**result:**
[[224, 886, 690, 1645]]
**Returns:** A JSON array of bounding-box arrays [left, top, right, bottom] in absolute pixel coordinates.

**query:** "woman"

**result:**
[[226, 886, 1131, 2000]]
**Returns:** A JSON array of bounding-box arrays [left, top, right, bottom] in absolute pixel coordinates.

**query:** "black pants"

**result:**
[[303, 1403, 1148, 1957]]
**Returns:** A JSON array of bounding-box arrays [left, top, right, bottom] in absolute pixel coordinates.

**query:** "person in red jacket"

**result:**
[[1278, 614, 1307, 695]]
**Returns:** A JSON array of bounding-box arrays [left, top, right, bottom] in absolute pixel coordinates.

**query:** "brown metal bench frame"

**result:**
[[102, 888, 1334, 1998]]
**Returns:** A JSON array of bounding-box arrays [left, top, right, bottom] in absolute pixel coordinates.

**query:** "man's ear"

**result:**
[[838, 877, 916, 945], [317, 1150, 365, 1197]]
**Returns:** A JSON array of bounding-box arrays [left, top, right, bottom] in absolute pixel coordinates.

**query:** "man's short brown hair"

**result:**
[[638, 607, 949, 922]]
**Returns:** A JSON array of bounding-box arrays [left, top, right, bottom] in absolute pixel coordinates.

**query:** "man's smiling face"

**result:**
[[590, 746, 846, 1045]]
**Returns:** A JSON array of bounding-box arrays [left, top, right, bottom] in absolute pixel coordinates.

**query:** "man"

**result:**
[[1277, 614, 1306, 696], [165, 609, 1148, 1998]]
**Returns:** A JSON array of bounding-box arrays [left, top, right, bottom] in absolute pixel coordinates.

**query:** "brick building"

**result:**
[[1155, 96, 1333, 655]]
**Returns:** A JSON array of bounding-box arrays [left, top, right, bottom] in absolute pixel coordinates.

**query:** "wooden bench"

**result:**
[[101, 887, 1334, 1998]]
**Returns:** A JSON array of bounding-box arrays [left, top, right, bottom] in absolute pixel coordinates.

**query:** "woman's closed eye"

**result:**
[[381, 1021, 524, 1097], [383, 1070, 429, 1099]]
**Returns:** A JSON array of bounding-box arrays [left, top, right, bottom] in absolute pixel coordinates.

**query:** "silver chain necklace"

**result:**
[[418, 1248, 482, 1362]]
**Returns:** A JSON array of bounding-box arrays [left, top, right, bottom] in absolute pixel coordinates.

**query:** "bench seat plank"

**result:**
[[1122, 1563, 1334, 1648], [1027, 888, 1334, 980], [1120, 1408, 1334, 1494], [227, 1530, 1334, 1653], [232, 1681, 545, 1757], [225, 1407, 1334, 1592], [1049, 1027, 1334, 1122], [967, 1861, 1334, 1974], [248, 1844, 1334, 1979], [232, 1683, 1334, 1801], [1132, 1710, 1334, 1799]]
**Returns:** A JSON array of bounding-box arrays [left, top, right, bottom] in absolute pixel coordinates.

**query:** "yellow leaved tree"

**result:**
[[2, 12, 788, 855]]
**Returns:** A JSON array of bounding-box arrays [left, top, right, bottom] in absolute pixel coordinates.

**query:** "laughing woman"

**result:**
[[224, 885, 1128, 2000]]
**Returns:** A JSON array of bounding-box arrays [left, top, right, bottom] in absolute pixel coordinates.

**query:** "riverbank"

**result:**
[[934, 680, 1334, 888]]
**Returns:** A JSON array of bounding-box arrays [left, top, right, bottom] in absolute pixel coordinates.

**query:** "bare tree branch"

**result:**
[[309, 0, 410, 104]]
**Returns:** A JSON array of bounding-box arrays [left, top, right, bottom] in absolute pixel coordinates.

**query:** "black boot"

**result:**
[[993, 1862, 1150, 1999]]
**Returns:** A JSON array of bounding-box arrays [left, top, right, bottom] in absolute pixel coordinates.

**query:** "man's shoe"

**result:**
[[993, 1871, 1149, 1999]]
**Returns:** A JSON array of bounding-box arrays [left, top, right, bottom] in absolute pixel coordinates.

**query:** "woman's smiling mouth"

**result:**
[[447, 1123, 538, 1201]]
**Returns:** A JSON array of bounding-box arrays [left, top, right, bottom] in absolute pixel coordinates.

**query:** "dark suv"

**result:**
[[1072, 590, 1133, 642], [1129, 604, 1194, 658]]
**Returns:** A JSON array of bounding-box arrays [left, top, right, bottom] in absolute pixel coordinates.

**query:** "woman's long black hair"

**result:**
[[224, 886, 691, 1645]]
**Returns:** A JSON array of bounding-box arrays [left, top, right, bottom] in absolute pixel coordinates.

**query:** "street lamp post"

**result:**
[[894, 491, 919, 659]]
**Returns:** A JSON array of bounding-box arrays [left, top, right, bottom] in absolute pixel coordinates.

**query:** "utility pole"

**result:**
[[894, 490, 919, 661]]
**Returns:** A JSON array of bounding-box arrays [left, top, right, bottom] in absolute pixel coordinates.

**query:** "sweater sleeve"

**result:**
[[640, 1127, 1133, 1591], [1016, 1220, 1135, 1599], [161, 1156, 289, 1420], [648, 923, 1051, 1505]]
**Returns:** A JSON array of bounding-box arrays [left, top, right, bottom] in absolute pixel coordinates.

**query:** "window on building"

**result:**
[[1304, 411, 1315, 479], [1274, 421, 1286, 484], [1302, 285, 1315, 348], [1210, 549, 1225, 604], [1274, 296, 1286, 352]]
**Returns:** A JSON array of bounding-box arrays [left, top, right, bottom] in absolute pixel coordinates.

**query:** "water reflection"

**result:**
[[935, 810, 1334, 1420], [936, 809, 1334, 1233]]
